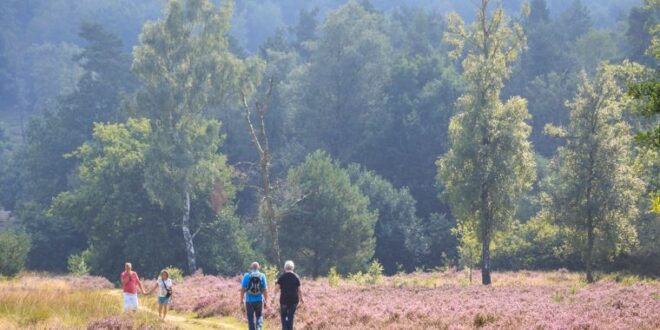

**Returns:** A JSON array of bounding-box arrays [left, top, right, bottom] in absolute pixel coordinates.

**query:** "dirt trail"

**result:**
[[106, 290, 243, 330]]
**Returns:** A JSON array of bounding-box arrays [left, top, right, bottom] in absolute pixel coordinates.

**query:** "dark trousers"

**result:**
[[280, 303, 298, 330], [245, 302, 263, 330]]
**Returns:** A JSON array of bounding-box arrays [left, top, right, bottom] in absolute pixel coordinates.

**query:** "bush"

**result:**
[[263, 265, 279, 285], [328, 266, 340, 287], [349, 261, 384, 285], [367, 260, 384, 284], [0, 230, 31, 276], [67, 250, 91, 276], [163, 266, 184, 283]]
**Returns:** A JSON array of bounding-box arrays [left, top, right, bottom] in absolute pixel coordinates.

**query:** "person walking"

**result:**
[[274, 260, 304, 330], [240, 262, 269, 330], [147, 269, 174, 321], [120, 262, 146, 312]]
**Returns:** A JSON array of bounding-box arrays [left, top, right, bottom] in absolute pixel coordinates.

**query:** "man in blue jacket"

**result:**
[[240, 262, 269, 330]]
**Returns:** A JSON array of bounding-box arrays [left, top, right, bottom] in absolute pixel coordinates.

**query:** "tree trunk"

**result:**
[[241, 84, 280, 266], [585, 217, 594, 283], [481, 229, 492, 285], [261, 156, 280, 266], [182, 189, 196, 273]]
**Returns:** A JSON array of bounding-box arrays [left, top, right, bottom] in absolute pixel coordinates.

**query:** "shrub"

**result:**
[[163, 266, 184, 283], [367, 260, 384, 285], [0, 230, 31, 276], [328, 266, 340, 287], [263, 264, 279, 285], [473, 313, 497, 328], [67, 250, 91, 276]]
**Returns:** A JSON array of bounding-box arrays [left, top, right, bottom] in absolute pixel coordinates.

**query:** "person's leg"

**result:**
[[125, 293, 138, 313], [287, 303, 298, 330], [163, 302, 169, 320], [246, 302, 256, 330], [158, 303, 164, 319], [254, 301, 263, 330], [280, 304, 288, 330], [123, 293, 129, 313]]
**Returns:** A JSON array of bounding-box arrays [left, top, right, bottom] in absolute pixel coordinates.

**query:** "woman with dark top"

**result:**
[[274, 260, 305, 330]]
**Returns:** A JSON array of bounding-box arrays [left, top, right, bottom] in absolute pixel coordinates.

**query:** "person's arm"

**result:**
[[262, 274, 269, 309], [120, 272, 128, 285], [271, 282, 280, 305], [298, 286, 305, 305], [136, 275, 146, 294], [262, 288, 269, 309], [239, 275, 247, 308], [147, 282, 158, 295]]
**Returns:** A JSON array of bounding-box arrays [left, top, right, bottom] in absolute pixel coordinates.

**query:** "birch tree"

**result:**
[[132, 0, 240, 273], [437, 0, 536, 285]]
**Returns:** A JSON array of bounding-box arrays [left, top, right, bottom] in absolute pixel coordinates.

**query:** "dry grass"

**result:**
[[0, 273, 163, 329]]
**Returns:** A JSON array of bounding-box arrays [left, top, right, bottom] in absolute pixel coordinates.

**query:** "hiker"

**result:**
[[273, 260, 305, 330], [120, 262, 146, 312], [147, 269, 174, 321], [240, 262, 269, 330]]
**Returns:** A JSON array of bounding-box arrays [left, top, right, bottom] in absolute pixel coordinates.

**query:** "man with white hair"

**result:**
[[274, 260, 304, 330], [240, 261, 269, 330], [120, 262, 145, 312]]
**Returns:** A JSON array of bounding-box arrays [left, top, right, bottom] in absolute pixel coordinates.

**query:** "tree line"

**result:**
[[0, 0, 658, 283]]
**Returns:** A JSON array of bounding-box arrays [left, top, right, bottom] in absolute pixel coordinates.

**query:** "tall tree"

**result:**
[[0, 23, 131, 271], [437, 0, 536, 285], [51, 119, 255, 278], [132, 0, 241, 273], [626, 0, 660, 66], [279, 151, 376, 277], [347, 164, 424, 274], [241, 74, 281, 265], [293, 0, 391, 163], [542, 64, 644, 283]]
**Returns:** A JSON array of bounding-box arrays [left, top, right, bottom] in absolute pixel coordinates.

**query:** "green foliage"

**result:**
[[367, 260, 384, 284], [346, 164, 424, 274], [131, 0, 242, 273], [262, 265, 279, 285], [67, 250, 91, 276], [327, 266, 340, 288], [438, 0, 536, 284], [541, 64, 645, 282], [279, 151, 377, 277], [51, 119, 256, 279], [347, 261, 384, 285], [293, 0, 391, 162], [162, 266, 184, 283], [0, 230, 31, 277]]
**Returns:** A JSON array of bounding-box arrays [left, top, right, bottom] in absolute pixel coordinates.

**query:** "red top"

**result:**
[[120, 271, 139, 294]]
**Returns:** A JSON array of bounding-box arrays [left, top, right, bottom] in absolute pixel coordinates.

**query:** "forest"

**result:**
[[0, 0, 658, 288]]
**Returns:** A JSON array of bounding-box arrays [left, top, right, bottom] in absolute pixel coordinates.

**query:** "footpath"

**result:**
[[107, 290, 243, 330]]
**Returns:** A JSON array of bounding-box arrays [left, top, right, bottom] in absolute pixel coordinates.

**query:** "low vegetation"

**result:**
[[0, 274, 164, 329], [163, 270, 659, 329]]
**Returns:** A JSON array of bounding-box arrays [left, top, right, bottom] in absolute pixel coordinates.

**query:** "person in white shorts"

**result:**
[[120, 262, 146, 312]]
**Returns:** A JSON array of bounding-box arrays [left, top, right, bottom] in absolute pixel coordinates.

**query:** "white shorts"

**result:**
[[123, 293, 139, 311]]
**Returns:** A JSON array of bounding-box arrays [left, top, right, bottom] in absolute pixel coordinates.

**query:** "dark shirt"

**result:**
[[276, 272, 301, 305]]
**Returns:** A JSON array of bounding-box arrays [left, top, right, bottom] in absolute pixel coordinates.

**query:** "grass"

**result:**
[[0, 274, 164, 329]]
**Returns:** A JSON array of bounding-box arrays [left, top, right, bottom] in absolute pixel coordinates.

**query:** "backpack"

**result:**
[[246, 272, 263, 296]]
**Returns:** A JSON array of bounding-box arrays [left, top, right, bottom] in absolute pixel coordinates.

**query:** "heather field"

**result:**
[[0, 271, 658, 329], [169, 270, 660, 330]]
